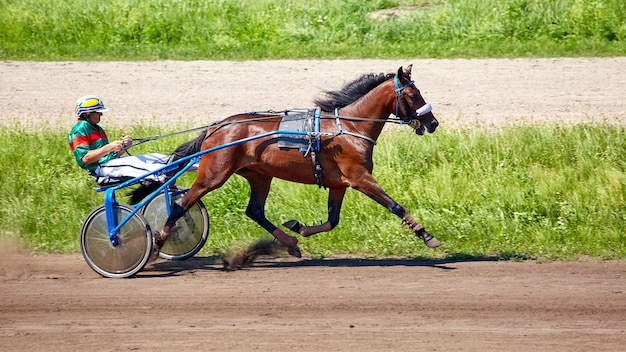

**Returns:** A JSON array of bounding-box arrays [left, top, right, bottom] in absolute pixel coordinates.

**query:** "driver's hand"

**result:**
[[122, 135, 133, 149]]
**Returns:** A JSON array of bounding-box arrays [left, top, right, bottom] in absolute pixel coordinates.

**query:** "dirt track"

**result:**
[[1, 58, 625, 351], [1, 255, 625, 351]]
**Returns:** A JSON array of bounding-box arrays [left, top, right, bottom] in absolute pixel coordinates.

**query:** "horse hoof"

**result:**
[[149, 240, 161, 263], [288, 245, 302, 258], [153, 231, 165, 249], [419, 230, 441, 248], [424, 237, 441, 248], [283, 220, 302, 233]]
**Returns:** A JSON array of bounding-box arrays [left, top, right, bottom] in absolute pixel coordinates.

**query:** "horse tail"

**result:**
[[169, 131, 207, 163], [127, 181, 162, 205], [164, 130, 207, 177], [127, 131, 207, 204]]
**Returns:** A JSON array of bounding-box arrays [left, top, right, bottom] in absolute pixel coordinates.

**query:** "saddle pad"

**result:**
[[277, 110, 315, 149]]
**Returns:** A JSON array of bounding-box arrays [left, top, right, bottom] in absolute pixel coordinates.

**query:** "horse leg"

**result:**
[[350, 174, 440, 248], [156, 181, 211, 247], [239, 171, 301, 257], [157, 161, 236, 246], [283, 187, 347, 237]]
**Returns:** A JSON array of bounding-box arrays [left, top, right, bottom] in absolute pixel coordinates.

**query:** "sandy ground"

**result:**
[[0, 254, 624, 352], [1, 58, 625, 351], [1, 58, 625, 130]]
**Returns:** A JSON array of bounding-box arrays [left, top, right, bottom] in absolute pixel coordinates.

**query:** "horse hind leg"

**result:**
[[158, 181, 210, 245], [159, 161, 236, 246]]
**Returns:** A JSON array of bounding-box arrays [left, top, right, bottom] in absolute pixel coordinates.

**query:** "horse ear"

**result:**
[[404, 64, 413, 78]]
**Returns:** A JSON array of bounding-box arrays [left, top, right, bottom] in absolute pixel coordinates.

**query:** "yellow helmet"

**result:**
[[74, 95, 109, 117]]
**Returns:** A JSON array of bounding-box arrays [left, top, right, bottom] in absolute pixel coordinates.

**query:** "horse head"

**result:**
[[393, 65, 439, 135]]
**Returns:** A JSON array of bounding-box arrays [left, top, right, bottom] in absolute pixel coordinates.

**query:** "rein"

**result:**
[[129, 114, 286, 148], [130, 108, 428, 151], [131, 74, 432, 149], [131, 124, 214, 147]]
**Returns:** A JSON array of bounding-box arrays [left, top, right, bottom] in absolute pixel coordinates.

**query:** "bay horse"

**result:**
[[156, 65, 440, 257]]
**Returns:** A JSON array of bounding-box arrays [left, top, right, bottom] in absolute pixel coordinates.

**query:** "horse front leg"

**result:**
[[240, 171, 301, 257], [351, 174, 440, 248], [283, 187, 347, 237]]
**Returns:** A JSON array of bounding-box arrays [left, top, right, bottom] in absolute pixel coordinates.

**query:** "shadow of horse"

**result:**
[[137, 254, 512, 278]]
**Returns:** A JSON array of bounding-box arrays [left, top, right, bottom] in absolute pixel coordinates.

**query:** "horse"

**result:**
[[155, 65, 440, 258]]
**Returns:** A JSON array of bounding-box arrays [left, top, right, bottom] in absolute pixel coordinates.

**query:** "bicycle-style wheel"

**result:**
[[80, 204, 153, 278], [142, 188, 209, 260]]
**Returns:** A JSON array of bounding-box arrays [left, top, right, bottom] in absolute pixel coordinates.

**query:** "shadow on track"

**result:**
[[137, 253, 511, 278]]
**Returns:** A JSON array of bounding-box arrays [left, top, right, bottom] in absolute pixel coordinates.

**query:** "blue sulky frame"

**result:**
[[97, 128, 316, 247]]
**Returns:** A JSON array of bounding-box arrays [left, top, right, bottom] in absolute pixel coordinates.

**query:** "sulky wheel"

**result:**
[[142, 187, 209, 260], [80, 204, 153, 278]]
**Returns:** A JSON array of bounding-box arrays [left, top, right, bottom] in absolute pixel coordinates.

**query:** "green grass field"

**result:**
[[1, 125, 624, 259], [0, 0, 624, 260], [0, 0, 624, 60]]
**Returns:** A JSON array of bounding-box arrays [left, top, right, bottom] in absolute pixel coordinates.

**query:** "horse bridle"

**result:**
[[393, 74, 432, 129]]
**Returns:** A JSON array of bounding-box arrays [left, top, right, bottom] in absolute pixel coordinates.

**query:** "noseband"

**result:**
[[393, 75, 432, 126]]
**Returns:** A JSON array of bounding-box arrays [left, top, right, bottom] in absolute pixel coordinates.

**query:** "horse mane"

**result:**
[[313, 72, 394, 112]]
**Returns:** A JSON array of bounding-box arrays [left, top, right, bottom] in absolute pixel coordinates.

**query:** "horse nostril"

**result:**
[[431, 120, 439, 128]]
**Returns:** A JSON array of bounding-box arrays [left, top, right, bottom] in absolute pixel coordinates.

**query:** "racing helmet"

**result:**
[[74, 95, 109, 117]]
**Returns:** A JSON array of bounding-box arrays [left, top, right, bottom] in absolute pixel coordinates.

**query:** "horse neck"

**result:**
[[338, 80, 396, 140]]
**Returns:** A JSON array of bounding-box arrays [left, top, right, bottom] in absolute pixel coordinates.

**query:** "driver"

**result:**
[[68, 95, 169, 184]]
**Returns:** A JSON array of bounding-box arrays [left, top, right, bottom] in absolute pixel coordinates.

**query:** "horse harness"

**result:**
[[131, 74, 432, 189], [274, 74, 432, 188], [277, 108, 327, 188], [393, 74, 433, 129]]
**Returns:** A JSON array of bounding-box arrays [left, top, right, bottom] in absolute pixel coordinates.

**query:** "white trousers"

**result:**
[[92, 153, 170, 183]]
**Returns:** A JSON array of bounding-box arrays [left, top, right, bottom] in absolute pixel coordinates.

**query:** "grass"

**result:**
[[1, 124, 624, 259], [0, 0, 624, 60], [0, 0, 624, 260]]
